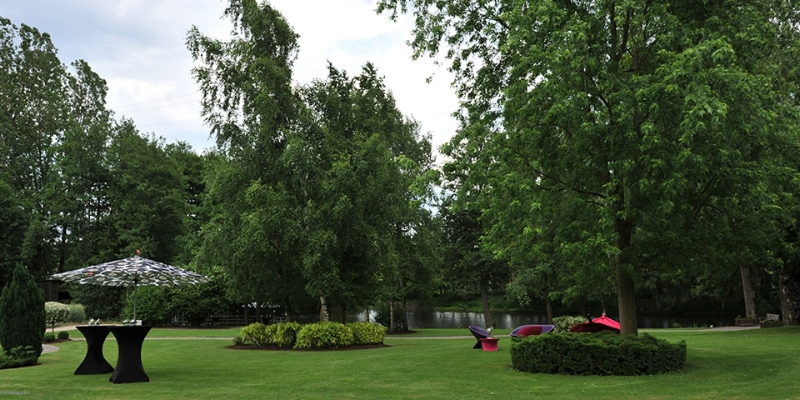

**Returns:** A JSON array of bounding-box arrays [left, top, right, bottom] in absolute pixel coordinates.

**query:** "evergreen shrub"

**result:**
[[57, 331, 69, 340], [294, 322, 354, 349], [43, 333, 55, 342], [0, 264, 45, 358], [0, 345, 37, 369], [552, 315, 587, 333], [511, 331, 686, 376], [266, 322, 301, 348], [349, 322, 386, 345]]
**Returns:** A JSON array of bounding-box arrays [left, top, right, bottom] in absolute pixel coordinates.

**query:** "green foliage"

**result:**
[[44, 302, 70, 332], [56, 331, 69, 340], [240, 323, 270, 346], [552, 316, 588, 333], [265, 322, 301, 348], [349, 322, 386, 345], [233, 336, 244, 346], [67, 285, 125, 321], [167, 268, 234, 327], [120, 286, 171, 326], [511, 332, 686, 376], [294, 322, 354, 349], [66, 303, 86, 322], [0, 264, 45, 358], [0, 345, 37, 369], [43, 333, 55, 342]]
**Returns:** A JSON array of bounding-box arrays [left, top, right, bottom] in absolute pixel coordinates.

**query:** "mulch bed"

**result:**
[[228, 343, 389, 351]]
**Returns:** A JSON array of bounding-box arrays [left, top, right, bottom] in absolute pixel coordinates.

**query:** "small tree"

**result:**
[[0, 264, 46, 357], [44, 302, 70, 333]]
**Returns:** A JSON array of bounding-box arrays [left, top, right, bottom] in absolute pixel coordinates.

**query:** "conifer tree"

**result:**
[[0, 264, 46, 357]]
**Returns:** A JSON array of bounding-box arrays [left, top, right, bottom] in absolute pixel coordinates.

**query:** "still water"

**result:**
[[311, 309, 736, 329]]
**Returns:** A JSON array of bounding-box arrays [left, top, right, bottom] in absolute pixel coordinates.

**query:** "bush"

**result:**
[[67, 284, 125, 321], [45, 302, 70, 332], [233, 336, 244, 346], [241, 323, 270, 346], [120, 286, 171, 326], [0, 264, 45, 358], [266, 322, 301, 348], [57, 331, 69, 340], [43, 333, 55, 342], [552, 315, 588, 333], [511, 331, 686, 376], [0, 345, 37, 369], [349, 322, 386, 345], [295, 322, 354, 349], [66, 303, 86, 323]]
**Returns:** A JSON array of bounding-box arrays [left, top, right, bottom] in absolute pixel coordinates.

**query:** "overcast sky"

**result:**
[[2, 0, 458, 157]]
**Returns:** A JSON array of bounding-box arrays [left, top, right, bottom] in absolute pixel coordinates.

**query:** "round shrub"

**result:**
[[552, 315, 588, 333], [295, 322, 354, 349], [266, 322, 301, 348], [43, 333, 55, 343], [349, 322, 386, 345], [57, 331, 69, 340], [66, 303, 86, 323], [241, 323, 270, 346], [45, 302, 70, 332], [511, 331, 686, 376]]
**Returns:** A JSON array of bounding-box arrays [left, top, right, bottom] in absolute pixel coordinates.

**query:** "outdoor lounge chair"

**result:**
[[468, 326, 489, 349], [510, 324, 555, 337]]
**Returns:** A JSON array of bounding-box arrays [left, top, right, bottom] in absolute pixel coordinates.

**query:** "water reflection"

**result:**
[[301, 310, 735, 329]]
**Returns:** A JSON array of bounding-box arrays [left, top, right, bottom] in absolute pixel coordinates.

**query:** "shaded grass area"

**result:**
[[7, 327, 799, 399]]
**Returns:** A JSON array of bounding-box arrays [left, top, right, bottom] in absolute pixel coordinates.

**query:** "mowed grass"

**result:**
[[5, 326, 798, 399]]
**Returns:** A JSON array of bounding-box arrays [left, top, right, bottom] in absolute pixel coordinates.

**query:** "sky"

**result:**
[[2, 0, 459, 157]]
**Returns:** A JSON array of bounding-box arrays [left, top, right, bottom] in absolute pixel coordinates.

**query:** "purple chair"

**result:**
[[468, 326, 489, 349], [510, 324, 555, 338]]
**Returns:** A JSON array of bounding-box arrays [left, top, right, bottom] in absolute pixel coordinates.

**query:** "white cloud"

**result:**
[[3, 0, 459, 155]]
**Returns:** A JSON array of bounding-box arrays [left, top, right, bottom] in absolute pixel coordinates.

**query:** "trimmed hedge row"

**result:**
[[511, 331, 686, 376], [240, 321, 386, 349]]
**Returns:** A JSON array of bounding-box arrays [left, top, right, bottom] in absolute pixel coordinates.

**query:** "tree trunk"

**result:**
[[389, 300, 395, 333], [243, 304, 249, 325], [319, 296, 329, 322], [740, 264, 757, 319], [283, 296, 293, 322], [402, 297, 409, 331], [543, 289, 553, 324], [365, 307, 370, 323], [615, 217, 638, 336], [779, 274, 795, 325], [480, 274, 494, 328], [255, 302, 262, 324], [340, 304, 347, 324]]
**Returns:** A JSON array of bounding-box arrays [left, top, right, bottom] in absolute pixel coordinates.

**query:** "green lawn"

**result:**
[[6, 326, 799, 399]]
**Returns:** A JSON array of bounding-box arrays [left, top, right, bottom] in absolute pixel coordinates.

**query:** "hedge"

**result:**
[[511, 331, 686, 376], [349, 322, 386, 345], [295, 322, 354, 349], [239, 321, 385, 349]]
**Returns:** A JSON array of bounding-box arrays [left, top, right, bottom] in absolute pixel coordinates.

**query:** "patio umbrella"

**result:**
[[50, 253, 211, 321]]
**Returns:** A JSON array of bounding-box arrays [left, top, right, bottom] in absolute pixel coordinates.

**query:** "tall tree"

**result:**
[[380, 0, 800, 335], [188, 0, 309, 316]]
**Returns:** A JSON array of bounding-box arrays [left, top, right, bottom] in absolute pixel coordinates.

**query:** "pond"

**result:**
[[306, 309, 737, 329]]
